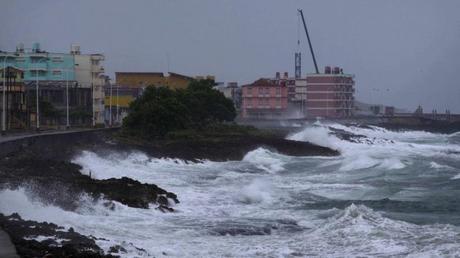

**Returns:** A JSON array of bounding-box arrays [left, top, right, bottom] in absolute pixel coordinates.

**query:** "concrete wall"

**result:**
[[0, 128, 119, 159]]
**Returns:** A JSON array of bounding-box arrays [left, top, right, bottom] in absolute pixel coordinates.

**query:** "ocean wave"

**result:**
[[235, 178, 274, 205], [451, 174, 460, 180], [430, 161, 453, 170], [288, 123, 460, 172], [72, 150, 221, 184], [305, 204, 460, 257], [242, 147, 287, 173]]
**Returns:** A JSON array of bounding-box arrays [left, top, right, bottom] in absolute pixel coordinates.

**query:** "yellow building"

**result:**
[[115, 72, 194, 90], [107, 72, 216, 124]]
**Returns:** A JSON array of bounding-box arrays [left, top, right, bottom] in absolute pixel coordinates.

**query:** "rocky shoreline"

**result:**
[[0, 213, 116, 258], [117, 134, 339, 162], [0, 128, 339, 256], [0, 150, 178, 211]]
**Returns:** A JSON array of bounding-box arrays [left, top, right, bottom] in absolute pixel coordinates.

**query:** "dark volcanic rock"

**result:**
[[119, 135, 339, 162], [0, 152, 178, 210], [0, 213, 115, 258]]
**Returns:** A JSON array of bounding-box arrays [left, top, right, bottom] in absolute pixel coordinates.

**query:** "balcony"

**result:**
[[28, 63, 48, 71], [91, 65, 104, 74], [28, 53, 48, 58]]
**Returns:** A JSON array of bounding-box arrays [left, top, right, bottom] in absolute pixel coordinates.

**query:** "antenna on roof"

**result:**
[[166, 53, 170, 73]]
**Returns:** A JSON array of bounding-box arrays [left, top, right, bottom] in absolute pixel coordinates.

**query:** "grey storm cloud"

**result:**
[[1, 0, 460, 112]]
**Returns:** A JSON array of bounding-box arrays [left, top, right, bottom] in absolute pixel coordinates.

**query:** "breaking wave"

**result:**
[[2, 122, 460, 257], [288, 122, 460, 172]]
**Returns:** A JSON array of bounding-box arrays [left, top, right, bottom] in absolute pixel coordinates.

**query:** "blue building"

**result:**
[[0, 43, 94, 129], [1, 43, 75, 82]]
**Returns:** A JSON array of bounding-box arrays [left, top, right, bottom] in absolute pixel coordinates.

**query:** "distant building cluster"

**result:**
[[13, 41, 452, 132], [0, 43, 106, 130], [240, 67, 355, 120]]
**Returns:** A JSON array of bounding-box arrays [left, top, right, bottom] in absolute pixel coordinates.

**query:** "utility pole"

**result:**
[[1, 56, 7, 135], [116, 85, 119, 124], [34, 57, 49, 132], [109, 82, 112, 127], [66, 69, 70, 129]]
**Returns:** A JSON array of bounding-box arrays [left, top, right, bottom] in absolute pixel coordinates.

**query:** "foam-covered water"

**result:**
[[1, 123, 460, 257]]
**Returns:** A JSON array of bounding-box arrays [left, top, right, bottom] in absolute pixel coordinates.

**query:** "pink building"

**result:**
[[241, 75, 289, 119], [306, 66, 355, 118]]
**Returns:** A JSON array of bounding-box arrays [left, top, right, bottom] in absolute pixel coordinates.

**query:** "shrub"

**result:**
[[122, 79, 236, 139]]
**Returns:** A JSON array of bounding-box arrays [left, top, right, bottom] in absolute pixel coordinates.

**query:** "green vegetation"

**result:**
[[122, 79, 238, 139]]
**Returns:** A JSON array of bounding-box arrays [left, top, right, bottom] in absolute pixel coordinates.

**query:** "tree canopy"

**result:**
[[123, 79, 236, 139]]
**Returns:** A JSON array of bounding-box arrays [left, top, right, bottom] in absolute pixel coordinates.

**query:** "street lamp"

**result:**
[[109, 82, 112, 127], [116, 85, 119, 124], [61, 68, 73, 129], [32, 56, 49, 132]]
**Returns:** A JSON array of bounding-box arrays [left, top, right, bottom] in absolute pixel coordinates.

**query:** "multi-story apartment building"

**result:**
[[0, 67, 27, 130], [0, 43, 106, 128], [241, 75, 288, 119], [306, 66, 355, 118], [0, 43, 80, 128], [4, 43, 76, 82], [71, 44, 105, 126]]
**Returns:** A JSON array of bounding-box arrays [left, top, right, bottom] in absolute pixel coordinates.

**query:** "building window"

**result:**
[[52, 70, 62, 76], [276, 87, 281, 95], [258, 87, 263, 95], [264, 87, 269, 95], [51, 57, 63, 63]]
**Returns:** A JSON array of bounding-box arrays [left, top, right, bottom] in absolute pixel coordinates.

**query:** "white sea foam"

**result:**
[[451, 174, 460, 180], [2, 141, 460, 257], [430, 161, 452, 170], [242, 148, 287, 173], [304, 204, 460, 257], [288, 122, 460, 173], [235, 178, 274, 204], [2, 124, 460, 257]]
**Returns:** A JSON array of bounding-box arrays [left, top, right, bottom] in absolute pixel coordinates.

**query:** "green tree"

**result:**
[[179, 79, 236, 128], [122, 79, 236, 139]]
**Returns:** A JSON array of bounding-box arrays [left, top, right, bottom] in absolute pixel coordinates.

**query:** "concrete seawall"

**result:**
[[0, 128, 120, 159]]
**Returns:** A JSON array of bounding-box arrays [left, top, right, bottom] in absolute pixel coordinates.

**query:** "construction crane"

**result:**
[[298, 9, 319, 74]]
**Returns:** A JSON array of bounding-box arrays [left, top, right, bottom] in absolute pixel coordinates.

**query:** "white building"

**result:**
[[71, 44, 106, 126]]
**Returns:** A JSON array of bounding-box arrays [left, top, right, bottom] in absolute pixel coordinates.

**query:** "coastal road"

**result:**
[[0, 127, 120, 144]]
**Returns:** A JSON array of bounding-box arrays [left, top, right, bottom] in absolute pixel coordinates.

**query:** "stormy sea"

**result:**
[[1, 122, 460, 257]]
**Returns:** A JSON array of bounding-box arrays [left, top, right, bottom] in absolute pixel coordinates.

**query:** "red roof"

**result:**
[[242, 78, 285, 87]]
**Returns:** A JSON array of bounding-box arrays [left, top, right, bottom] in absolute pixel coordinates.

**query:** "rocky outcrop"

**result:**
[[0, 213, 115, 258], [119, 135, 340, 162], [0, 152, 179, 211]]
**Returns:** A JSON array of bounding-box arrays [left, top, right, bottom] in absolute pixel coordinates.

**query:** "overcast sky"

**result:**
[[2, 0, 460, 112]]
